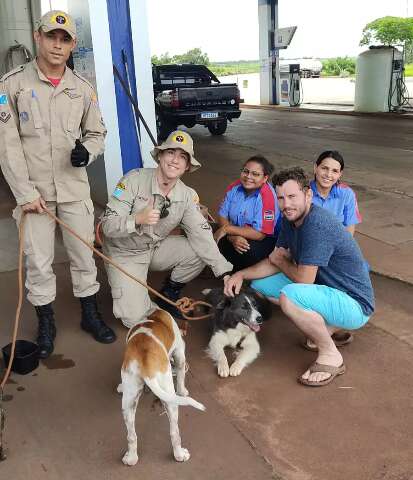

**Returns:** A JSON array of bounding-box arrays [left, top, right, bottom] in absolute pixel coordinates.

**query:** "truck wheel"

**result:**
[[207, 119, 227, 136]]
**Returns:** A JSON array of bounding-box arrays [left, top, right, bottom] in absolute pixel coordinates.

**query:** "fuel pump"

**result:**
[[279, 63, 302, 107]]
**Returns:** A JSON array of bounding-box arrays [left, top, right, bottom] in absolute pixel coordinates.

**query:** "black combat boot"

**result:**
[[35, 303, 56, 359], [80, 294, 116, 344], [156, 277, 186, 319]]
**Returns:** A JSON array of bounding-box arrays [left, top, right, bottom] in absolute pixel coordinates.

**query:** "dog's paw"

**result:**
[[229, 362, 244, 377], [201, 288, 211, 296], [174, 447, 191, 462], [217, 361, 230, 378], [116, 383, 123, 394], [177, 386, 189, 396], [122, 451, 139, 466]]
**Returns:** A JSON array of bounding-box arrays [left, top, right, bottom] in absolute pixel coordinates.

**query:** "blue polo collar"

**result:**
[[310, 180, 338, 200]]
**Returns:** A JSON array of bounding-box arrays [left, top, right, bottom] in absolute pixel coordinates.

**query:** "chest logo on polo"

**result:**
[[264, 210, 274, 220], [0, 111, 11, 123]]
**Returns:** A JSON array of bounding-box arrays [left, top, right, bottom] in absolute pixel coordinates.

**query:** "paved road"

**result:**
[[1, 108, 413, 480], [191, 107, 413, 194]]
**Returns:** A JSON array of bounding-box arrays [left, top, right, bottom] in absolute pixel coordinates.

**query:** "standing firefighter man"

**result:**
[[0, 10, 116, 358], [101, 130, 233, 328]]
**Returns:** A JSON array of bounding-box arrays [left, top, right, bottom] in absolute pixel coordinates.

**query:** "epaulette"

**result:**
[[0, 64, 26, 82], [72, 69, 95, 90]]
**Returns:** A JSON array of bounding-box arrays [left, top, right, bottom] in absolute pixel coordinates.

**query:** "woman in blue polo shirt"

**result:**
[[311, 150, 361, 236], [214, 155, 279, 272], [304, 150, 362, 351]]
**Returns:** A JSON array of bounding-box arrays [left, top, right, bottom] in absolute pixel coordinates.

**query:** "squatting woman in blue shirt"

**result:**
[[214, 155, 280, 272], [304, 149, 362, 351], [311, 150, 361, 236]]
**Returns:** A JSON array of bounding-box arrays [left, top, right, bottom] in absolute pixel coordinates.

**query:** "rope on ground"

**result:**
[[0, 208, 215, 459], [42, 207, 213, 321], [0, 213, 26, 461]]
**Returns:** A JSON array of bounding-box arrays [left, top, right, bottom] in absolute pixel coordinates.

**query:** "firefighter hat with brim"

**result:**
[[151, 130, 201, 173], [37, 10, 77, 39]]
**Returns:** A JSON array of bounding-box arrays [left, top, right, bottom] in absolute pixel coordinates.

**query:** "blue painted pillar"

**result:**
[[106, 0, 143, 173]]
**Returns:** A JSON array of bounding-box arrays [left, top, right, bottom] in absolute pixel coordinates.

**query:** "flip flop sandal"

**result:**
[[298, 362, 346, 387], [332, 331, 354, 346], [301, 332, 354, 352]]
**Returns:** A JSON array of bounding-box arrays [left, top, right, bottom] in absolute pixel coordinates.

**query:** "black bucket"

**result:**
[[2, 340, 39, 375]]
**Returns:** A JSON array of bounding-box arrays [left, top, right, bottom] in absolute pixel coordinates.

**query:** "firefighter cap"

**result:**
[[151, 130, 201, 173], [37, 10, 76, 39]]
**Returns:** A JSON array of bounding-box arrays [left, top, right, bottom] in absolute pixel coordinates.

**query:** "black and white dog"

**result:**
[[202, 287, 271, 377]]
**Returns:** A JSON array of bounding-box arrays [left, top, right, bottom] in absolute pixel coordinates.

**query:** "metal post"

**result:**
[[258, 0, 279, 105], [271, 0, 279, 104]]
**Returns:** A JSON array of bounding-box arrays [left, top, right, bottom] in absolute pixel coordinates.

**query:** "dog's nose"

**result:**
[[256, 315, 263, 324]]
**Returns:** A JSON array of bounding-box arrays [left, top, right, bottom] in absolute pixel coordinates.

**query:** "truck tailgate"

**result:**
[[178, 84, 239, 107]]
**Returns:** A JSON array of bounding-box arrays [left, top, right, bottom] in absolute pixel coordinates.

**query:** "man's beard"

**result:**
[[283, 207, 307, 225]]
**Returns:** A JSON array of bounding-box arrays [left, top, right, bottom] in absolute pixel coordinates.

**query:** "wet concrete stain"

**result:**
[[2, 394, 13, 402], [6, 378, 17, 385], [41, 354, 75, 370], [16, 386, 25, 392]]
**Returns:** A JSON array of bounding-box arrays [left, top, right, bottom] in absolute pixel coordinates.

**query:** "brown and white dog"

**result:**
[[118, 308, 205, 465]]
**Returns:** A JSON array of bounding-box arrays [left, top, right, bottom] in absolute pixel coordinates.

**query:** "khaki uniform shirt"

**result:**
[[101, 168, 233, 277], [0, 59, 106, 205]]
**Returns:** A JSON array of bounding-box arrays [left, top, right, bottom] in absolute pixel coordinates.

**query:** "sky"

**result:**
[[146, 0, 413, 61], [43, 0, 413, 61]]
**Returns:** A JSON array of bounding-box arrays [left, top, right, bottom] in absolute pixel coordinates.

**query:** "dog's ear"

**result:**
[[216, 296, 229, 310], [248, 288, 272, 321], [203, 287, 227, 309]]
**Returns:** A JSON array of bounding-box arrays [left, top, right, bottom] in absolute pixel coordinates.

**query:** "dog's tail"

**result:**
[[144, 377, 206, 411]]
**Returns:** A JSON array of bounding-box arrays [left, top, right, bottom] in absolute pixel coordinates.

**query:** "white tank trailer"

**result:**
[[354, 46, 404, 113]]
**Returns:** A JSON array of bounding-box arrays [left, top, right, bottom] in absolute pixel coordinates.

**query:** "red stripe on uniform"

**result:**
[[259, 183, 276, 234], [224, 179, 242, 194], [219, 180, 242, 210]]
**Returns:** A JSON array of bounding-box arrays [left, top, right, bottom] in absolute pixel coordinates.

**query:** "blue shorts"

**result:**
[[251, 273, 369, 330]]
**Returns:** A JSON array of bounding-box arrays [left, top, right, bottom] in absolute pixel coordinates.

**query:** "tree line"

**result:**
[[151, 16, 413, 77]]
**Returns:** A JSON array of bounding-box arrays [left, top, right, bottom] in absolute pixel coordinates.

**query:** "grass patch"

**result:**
[[209, 61, 413, 77], [209, 61, 260, 77]]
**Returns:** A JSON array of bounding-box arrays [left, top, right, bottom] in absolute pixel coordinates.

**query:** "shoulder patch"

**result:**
[[112, 187, 125, 199], [112, 181, 127, 199], [0, 64, 25, 82], [0, 94, 8, 105]]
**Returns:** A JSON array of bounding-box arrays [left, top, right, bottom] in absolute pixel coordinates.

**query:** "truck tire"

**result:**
[[207, 119, 227, 136]]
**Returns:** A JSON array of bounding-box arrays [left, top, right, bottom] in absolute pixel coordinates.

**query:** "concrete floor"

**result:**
[[1, 108, 413, 480]]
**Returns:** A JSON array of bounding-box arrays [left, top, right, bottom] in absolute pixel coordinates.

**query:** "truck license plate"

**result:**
[[201, 112, 219, 119]]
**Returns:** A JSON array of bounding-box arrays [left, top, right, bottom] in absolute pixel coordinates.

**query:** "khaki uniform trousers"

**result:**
[[105, 235, 205, 329], [13, 199, 99, 306]]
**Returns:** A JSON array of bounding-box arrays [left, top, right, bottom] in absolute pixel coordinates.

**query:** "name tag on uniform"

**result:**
[[64, 90, 82, 99], [0, 94, 8, 105]]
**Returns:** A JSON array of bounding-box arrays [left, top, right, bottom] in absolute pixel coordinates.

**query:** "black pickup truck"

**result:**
[[153, 64, 242, 139]]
